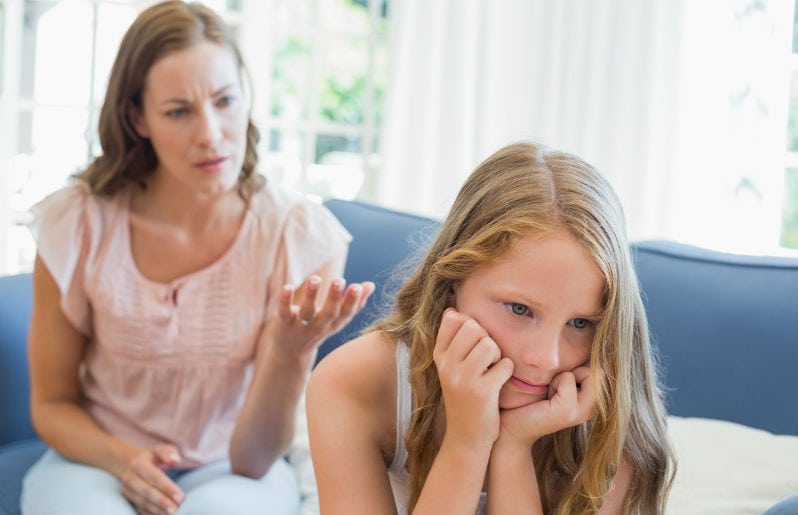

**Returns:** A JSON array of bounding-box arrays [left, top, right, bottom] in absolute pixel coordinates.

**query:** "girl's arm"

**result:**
[[307, 332, 400, 515], [229, 256, 374, 478], [487, 436, 544, 515], [489, 366, 600, 514], [28, 255, 183, 515], [488, 443, 634, 515], [412, 309, 514, 515], [597, 455, 634, 515]]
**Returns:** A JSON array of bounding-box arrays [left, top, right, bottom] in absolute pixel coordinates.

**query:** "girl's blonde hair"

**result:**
[[77, 1, 262, 198], [375, 142, 675, 514]]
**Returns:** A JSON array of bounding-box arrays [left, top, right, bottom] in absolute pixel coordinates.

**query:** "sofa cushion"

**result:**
[[666, 416, 798, 515], [0, 439, 46, 515]]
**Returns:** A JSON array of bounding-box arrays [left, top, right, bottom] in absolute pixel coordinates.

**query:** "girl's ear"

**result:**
[[448, 282, 458, 307]]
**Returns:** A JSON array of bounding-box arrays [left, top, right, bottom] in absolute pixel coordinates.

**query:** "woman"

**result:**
[[22, 2, 373, 514], [307, 141, 676, 515]]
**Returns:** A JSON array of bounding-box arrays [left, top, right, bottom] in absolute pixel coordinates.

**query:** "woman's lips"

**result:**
[[509, 376, 549, 395], [196, 156, 227, 173]]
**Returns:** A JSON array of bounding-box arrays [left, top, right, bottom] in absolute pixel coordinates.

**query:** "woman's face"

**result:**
[[453, 232, 605, 410], [133, 40, 249, 197]]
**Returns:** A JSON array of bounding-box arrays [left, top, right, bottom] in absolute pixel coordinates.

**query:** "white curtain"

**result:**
[[377, 0, 793, 254]]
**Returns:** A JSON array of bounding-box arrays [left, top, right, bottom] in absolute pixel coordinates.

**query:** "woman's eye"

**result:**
[[506, 303, 529, 316], [568, 318, 592, 329], [217, 95, 235, 107], [166, 108, 188, 118]]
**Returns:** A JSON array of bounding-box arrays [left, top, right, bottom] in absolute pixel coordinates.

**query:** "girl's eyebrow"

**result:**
[[501, 288, 603, 319]]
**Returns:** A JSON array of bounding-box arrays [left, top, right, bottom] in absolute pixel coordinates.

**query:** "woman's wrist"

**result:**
[[106, 438, 143, 479], [259, 337, 317, 371]]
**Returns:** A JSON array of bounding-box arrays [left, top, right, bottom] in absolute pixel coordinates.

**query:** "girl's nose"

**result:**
[[520, 325, 561, 371]]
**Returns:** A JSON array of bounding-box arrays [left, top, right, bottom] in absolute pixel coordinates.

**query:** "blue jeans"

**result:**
[[21, 449, 300, 515]]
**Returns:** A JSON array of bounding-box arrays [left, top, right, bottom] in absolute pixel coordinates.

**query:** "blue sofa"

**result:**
[[1, 198, 796, 514]]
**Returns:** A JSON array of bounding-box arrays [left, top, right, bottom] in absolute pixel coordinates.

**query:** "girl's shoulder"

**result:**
[[308, 331, 399, 455], [311, 331, 397, 407]]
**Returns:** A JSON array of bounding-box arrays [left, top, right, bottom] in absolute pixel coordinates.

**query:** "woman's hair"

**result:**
[[375, 142, 676, 514], [77, 0, 262, 198]]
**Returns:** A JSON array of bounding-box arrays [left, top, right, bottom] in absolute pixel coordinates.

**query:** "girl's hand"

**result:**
[[119, 444, 184, 515], [499, 365, 601, 447], [434, 309, 514, 450], [270, 275, 375, 358]]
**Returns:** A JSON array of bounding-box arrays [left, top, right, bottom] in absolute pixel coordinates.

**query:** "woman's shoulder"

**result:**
[[249, 180, 318, 218], [31, 181, 127, 226], [249, 182, 349, 242], [29, 181, 127, 253]]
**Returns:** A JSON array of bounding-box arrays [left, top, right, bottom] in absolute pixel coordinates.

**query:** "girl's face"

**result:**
[[453, 232, 605, 410], [133, 40, 249, 197]]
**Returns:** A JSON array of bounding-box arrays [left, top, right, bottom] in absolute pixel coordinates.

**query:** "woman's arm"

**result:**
[[229, 256, 374, 477], [28, 255, 183, 515]]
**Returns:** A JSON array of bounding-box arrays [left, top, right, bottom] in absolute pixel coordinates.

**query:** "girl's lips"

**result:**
[[509, 376, 549, 395]]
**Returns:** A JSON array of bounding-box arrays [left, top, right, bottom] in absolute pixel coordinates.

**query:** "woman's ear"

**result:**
[[129, 103, 150, 139]]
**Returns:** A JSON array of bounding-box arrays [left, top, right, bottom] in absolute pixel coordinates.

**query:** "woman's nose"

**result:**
[[196, 107, 222, 146]]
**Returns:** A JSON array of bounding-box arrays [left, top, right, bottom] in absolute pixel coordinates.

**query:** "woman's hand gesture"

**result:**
[[433, 309, 514, 450], [269, 274, 375, 358]]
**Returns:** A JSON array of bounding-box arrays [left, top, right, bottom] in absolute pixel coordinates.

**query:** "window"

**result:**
[[0, 0, 388, 275], [782, 0, 798, 248], [254, 0, 388, 202]]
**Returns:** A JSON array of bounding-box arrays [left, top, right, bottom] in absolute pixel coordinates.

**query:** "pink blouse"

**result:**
[[29, 181, 351, 467]]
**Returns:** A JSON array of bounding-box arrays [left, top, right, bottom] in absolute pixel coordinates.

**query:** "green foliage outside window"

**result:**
[[782, 168, 798, 248], [271, 0, 386, 126]]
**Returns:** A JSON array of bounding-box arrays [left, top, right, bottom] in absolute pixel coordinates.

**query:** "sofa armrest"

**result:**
[[0, 272, 36, 446]]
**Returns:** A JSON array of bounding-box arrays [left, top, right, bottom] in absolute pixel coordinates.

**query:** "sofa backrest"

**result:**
[[1, 199, 796, 449], [325, 200, 798, 436], [633, 240, 798, 435], [319, 199, 439, 363]]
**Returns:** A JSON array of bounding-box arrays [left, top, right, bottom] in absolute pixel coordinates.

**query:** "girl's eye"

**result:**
[[568, 318, 592, 330], [506, 303, 529, 316]]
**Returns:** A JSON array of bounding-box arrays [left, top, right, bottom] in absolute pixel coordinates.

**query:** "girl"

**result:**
[[307, 141, 676, 515]]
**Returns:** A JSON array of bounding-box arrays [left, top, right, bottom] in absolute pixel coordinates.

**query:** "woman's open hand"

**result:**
[[498, 365, 602, 447], [269, 274, 374, 357], [119, 444, 184, 515]]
